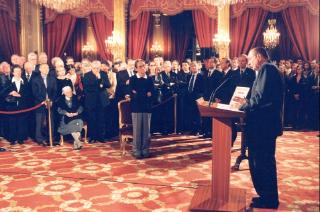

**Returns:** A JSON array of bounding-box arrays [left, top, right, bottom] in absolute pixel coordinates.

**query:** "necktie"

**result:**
[[26, 74, 30, 81], [188, 74, 195, 92], [208, 71, 212, 77], [240, 70, 244, 77]]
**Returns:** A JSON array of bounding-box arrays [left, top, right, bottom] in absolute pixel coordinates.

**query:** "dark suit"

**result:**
[[4, 79, 29, 143], [159, 71, 178, 134], [235, 67, 256, 97], [83, 71, 111, 141], [115, 70, 131, 100], [0, 73, 11, 138], [213, 69, 239, 104], [22, 71, 39, 139], [240, 62, 284, 205], [31, 74, 57, 143], [202, 69, 223, 136], [186, 73, 204, 133]]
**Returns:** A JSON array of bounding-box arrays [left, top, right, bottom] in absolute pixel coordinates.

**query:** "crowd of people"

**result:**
[[0, 52, 319, 152]]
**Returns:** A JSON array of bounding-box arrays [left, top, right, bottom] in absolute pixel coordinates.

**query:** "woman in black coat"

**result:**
[[4, 66, 29, 145]]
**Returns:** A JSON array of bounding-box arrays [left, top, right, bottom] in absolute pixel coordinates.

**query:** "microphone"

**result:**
[[208, 78, 230, 107]]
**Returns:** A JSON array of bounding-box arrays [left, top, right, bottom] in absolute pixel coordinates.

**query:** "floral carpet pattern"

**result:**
[[0, 131, 319, 212]]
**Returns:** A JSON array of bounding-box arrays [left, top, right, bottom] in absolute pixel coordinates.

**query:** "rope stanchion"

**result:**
[[151, 94, 177, 109], [0, 101, 46, 115], [46, 99, 53, 148]]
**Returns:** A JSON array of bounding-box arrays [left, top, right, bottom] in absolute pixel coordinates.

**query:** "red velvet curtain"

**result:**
[[128, 11, 151, 59], [282, 7, 319, 61], [170, 12, 193, 62], [192, 10, 217, 48], [65, 18, 87, 62], [230, 8, 268, 58], [0, 10, 20, 61], [90, 13, 113, 61], [45, 14, 76, 60]]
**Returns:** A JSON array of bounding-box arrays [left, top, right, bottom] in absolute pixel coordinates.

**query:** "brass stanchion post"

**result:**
[[46, 99, 53, 147], [174, 94, 177, 134]]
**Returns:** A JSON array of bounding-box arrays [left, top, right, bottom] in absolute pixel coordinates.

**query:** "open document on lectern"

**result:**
[[216, 86, 250, 111]]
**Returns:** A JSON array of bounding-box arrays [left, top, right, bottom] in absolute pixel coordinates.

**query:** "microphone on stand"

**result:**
[[208, 78, 230, 107]]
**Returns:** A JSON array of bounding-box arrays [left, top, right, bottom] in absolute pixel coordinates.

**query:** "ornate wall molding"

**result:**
[[0, 0, 18, 21], [231, 0, 319, 18], [130, 0, 218, 20], [129, 0, 318, 20], [45, 0, 113, 24]]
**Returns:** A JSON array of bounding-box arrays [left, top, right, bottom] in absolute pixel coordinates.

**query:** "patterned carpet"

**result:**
[[0, 131, 319, 212]]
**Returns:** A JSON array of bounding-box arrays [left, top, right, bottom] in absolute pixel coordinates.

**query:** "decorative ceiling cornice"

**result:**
[[231, 0, 319, 18], [130, 0, 218, 20], [45, 0, 113, 24]]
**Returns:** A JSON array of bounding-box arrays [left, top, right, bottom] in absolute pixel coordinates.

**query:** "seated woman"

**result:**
[[57, 86, 83, 150]]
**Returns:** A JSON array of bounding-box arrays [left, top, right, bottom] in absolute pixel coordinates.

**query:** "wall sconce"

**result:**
[[150, 41, 163, 57], [81, 42, 96, 60]]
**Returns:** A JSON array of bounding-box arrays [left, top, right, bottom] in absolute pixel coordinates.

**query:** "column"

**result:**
[[113, 0, 126, 61], [20, 0, 43, 56], [216, 5, 230, 58]]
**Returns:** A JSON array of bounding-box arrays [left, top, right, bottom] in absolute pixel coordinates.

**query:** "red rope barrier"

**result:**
[[0, 101, 46, 115]]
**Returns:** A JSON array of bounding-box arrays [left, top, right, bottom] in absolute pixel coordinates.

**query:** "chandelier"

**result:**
[[105, 31, 123, 60], [150, 41, 163, 56], [213, 31, 230, 49], [263, 19, 280, 49], [33, 0, 88, 12], [198, 0, 245, 8]]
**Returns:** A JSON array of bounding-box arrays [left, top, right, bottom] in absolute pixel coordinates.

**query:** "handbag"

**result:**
[[5, 95, 18, 103]]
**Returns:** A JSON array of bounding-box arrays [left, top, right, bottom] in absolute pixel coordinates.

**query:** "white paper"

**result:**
[[229, 86, 250, 110]]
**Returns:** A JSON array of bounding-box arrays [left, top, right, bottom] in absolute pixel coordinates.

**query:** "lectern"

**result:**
[[189, 100, 246, 212]]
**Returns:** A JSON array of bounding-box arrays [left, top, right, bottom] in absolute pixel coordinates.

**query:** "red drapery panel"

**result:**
[[230, 8, 268, 58], [192, 10, 217, 48], [0, 10, 20, 61], [282, 7, 319, 61], [45, 14, 76, 60], [90, 13, 113, 61], [128, 11, 151, 59]]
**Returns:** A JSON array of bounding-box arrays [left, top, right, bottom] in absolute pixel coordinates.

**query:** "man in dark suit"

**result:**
[[186, 61, 204, 135], [212, 58, 239, 105], [235, 54, 256, 91], [237, 47, 284, 209], [159, 61, 178, 134], [233, 54, 256, 168], [115, 61, 135, 100], [22, 62, 39, 139], [83, 60, 111, 143], [31, 64, 57, 146], [202, 57, 223, 137]]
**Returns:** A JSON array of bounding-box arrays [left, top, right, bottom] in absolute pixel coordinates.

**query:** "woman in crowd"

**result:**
[[57, 86, 84, 150], [4, 65, 28, 145], [289, 64, 309, 129]]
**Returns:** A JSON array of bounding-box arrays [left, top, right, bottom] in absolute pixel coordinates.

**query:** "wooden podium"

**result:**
[[189, 100, 246, 212]]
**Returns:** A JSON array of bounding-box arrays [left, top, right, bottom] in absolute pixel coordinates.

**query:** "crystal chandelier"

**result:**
[[105, 31, 123, 60], [263, 19, 280, 49], [198, 0, 245, 8], [33, 0, 89, 12]]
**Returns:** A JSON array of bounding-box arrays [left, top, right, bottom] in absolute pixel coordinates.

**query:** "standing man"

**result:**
[[83, 60, 111, 143], [129, 59, 154, 159], [31, 64, 57, 146], [237, 47, 284, 209]]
